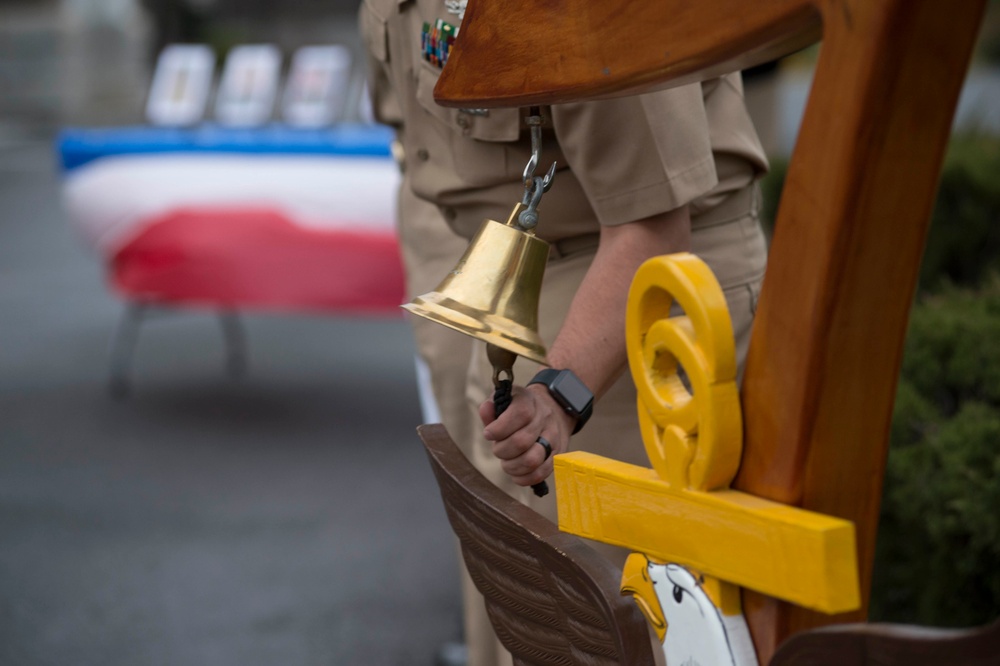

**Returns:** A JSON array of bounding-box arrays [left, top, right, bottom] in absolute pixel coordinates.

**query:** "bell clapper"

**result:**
[[487, 343, 517, 389]]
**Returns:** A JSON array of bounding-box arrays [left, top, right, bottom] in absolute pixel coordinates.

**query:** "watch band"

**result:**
[[528, 368, 594, 435], [529, 368, 560, 387]]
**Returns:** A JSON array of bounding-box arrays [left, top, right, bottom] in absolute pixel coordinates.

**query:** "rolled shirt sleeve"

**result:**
[[552, 83, 719, 226]]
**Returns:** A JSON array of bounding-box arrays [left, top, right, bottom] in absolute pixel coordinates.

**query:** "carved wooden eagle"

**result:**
[[418, 424, 655, 666]]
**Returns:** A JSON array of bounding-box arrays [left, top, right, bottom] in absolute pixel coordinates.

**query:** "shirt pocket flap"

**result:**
[[416, 61, 521, 142]]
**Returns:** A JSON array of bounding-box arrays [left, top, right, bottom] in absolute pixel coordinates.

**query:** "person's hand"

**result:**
[[479, 384, 577, 487]]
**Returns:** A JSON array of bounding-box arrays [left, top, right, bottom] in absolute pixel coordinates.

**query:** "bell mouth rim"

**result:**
[[402, 295, 548, 366]]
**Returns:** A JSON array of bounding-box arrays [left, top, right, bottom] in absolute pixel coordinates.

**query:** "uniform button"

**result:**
[[416, 148, 430, 161], [456, 114, 470, 129]]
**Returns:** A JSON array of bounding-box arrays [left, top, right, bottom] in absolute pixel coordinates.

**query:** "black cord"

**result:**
[[493, 379, 549, 498]]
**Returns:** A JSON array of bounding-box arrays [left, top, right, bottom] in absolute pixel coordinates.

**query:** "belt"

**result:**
[[691, 183, 760, 230], [548, 233, 600, 260], [546, 184, 759, 261]]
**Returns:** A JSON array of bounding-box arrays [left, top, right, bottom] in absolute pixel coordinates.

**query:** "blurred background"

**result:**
[[1, 2, 461, 666], [0, 0, 998, 664]]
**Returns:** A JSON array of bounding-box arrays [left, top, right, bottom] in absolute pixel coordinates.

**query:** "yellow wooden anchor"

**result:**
[[554, 254, 861, 650]]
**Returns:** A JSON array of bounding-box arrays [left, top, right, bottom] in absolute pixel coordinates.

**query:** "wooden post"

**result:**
[[735, 1, 987, 659]]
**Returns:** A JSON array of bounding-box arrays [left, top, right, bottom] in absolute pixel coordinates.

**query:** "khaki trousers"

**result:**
[[401, 184, 767, 666]]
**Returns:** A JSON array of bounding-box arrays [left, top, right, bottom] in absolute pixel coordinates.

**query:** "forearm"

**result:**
[[543, 205, 693, 400]]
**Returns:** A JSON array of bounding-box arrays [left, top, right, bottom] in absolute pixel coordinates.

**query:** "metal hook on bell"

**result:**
[[517, 107, 557, 231], [518, 165, 556, 231]]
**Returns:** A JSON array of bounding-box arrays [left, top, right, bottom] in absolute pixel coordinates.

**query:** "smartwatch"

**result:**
[[528, 368, 594, 435]]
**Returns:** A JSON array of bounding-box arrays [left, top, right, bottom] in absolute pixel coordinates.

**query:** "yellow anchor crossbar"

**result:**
[[555, 453, 860, 614]]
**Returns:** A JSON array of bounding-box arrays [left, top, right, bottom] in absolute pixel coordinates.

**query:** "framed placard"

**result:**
[[281, 45, 353, 127], [214, 44, 282, 127], [145, 44, 215, 127]]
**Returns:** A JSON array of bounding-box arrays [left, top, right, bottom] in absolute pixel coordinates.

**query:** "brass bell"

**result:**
[[402, 202, 550, 365]]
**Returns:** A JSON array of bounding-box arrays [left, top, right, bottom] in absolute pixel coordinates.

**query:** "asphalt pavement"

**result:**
[[0, 139, 462, 665]]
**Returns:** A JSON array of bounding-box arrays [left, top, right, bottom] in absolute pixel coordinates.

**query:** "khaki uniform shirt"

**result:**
[[360, 0, 769, 244]]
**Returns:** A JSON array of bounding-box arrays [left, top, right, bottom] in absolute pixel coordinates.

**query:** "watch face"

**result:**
[[552, 371, 593, 413]]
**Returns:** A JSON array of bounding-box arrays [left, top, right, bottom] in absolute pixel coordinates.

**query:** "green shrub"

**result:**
[[919, 136, 1000, 292], [870, 282, 1000, 627]]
